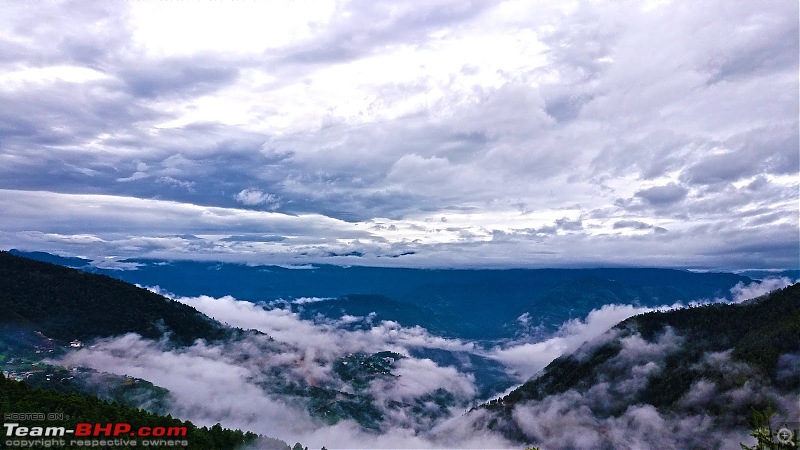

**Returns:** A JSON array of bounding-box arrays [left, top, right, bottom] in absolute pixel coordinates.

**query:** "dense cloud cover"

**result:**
[[53, 278, 795, 448], [58, 293, 514, 448], [1, 0, 797, 269], [493, 343, 799, 449]]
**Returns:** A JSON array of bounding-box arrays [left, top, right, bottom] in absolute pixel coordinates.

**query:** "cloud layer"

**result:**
[[51, 278, 795, 448], [58, 293, 511, 448], [1, 0, 797, 269]]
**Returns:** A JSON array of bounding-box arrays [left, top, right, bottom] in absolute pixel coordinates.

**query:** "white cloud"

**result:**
[[480, 329, 796, 450], [0, 0, 796, 270], [54, 289, 518, 448], [54, 281, 798, 448], [489, 303, 665, 379], [234, 188, 281, 208], [730, 277, 796, 303]]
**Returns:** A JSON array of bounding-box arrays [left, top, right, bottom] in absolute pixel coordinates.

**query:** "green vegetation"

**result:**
[[626, 284, 800, 378], [276, 351, 405, 429], [740, 406, 798, 449], [18, 365, 171, 414], [333, 351, 403, 390], [0, 251, 231, 346], [14, 248, 750, 342], [304, 384, 384, 429], [0, 252, 433, 434], [269, 350, 459, 430], [488, 283, 800, 419], [0, 372, 267, 449], [0, 252, 311, 449]]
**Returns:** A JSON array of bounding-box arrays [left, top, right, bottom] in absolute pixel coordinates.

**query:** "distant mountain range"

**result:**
[[3, 249, 798, 449], [0, 251, 501, 437], [9, 249, 772, 341]]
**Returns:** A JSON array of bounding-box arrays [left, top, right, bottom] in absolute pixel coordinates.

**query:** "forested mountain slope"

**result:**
[[0, 251, 230, 345], [478, 283, 800, 449]]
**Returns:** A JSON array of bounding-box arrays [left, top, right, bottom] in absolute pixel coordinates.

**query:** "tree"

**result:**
[[740, 406, 797, 450]]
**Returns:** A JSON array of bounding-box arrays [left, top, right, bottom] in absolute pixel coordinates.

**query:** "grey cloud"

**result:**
[[681, 152, 755, 185], [555, 217, 583, 231], [219, 235, 287, 243], [590, 130, 696, 180], [121, 59, 240, 99], [537, 1, 617, 85], [738, 124, 799, 177], [0, 1, 132, 67], [0, 80, 167, 148], [278, 0, 497, 65], [613, 220, 667, 233], [0, 0, 796, 271], [0, 4, 263, 211], [1, 119, 295, 213], [0, 190, 374, 240], [454, 83, 553, 139], [746, 176, 769, 191], [2, 210, 796, 271], [0, 36, 32, 64], [168, 234, 202, 241], [708, 232, 799, 259], [745, 211, 786, 227], [543, 90, 593, 123], [613, 220, 651, 230], [258, 115, 506, 220], [682, 124, 798, 185], [703, 0, 798, 84], [634, 183, 688, 206]]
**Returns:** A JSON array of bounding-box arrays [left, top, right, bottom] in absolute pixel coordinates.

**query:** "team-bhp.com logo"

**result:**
[[4, 422, 189, 448], [5, 422, 187, 437]]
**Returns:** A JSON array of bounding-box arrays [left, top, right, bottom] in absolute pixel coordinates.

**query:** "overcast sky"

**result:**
[[0, 0, 797, 269]]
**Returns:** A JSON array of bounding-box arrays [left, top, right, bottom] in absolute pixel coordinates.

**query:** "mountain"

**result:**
[[478, 283, 800, 449], [0, 372, 286, 450], [8, 250, 756, 341], [739, 269, 800, 281], [8, 249, 92, 268], [3, 249, 796, 448], [0, 252, 399, 429], [285, 294, 446, 333], [0, 252, 482, 436], [0, 251, 230, 346], [399, 269, 754, 339]]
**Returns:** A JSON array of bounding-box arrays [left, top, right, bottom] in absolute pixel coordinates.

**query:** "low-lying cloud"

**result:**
[[489, 303, 669, 380], [54, 279, 794, 448], [478, 333, 799, 449], [58, 292, 508, 448]]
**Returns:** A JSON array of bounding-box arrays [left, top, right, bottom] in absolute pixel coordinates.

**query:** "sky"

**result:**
[[0, 0, 798, 269]]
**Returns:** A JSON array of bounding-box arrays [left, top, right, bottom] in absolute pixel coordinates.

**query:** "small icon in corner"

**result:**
[[775, 427, 794, 445]]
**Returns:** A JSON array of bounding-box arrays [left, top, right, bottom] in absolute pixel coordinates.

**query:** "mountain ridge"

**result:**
[[0, 250, 232, 346], [8, 249, 758, 341], [477, 283, 800, 449]]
